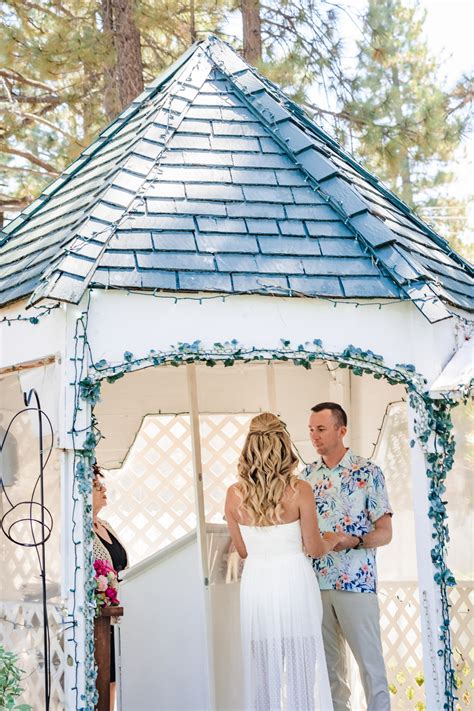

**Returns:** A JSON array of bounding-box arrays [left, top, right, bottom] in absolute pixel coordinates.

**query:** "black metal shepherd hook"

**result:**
[[0, 388, 53, 711]]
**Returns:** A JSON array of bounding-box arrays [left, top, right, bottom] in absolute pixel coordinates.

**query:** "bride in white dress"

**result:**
[[225, 413, 342, 711]]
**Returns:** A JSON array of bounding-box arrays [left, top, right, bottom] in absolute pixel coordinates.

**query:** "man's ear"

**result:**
[[340, 426, 347, 439]]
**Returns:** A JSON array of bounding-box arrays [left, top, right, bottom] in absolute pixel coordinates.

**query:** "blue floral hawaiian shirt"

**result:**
[[302, 449, 392, 593]]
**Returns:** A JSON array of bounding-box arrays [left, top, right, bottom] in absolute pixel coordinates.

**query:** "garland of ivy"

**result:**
[[70, 326, 464, 710], [70, 302, 99, 710]]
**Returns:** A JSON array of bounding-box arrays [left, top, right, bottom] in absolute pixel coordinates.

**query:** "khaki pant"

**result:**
[[321, 590, 390, 711]]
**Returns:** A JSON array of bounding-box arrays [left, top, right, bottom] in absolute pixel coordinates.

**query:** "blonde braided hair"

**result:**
[[237, 413, 299, 526]]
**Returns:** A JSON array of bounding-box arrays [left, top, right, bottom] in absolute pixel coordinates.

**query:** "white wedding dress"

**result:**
[[239, 520, 333, 711]]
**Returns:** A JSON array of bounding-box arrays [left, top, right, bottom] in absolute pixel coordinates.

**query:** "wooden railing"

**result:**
[[94, 606, 123, 711]]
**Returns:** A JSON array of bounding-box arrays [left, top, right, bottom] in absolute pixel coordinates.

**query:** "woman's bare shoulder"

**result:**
[[226, 483, 242, 501], [294, 479, 313, 497]]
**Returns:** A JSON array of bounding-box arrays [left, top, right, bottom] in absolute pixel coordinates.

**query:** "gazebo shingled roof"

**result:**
[[0, 35, 472, 321]]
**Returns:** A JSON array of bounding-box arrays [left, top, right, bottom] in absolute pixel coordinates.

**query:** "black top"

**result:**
[[97, 528, 128, 573]]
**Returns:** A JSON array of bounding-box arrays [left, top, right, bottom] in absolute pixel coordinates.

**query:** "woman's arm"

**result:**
[[298, 481, 341, 557], [224, 486, 248, 559]]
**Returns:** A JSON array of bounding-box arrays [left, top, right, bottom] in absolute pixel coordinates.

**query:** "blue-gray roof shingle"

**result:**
[[0, 35, 472, 322]]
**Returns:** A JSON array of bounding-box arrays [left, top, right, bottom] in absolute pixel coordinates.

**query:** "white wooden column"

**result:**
[[59, 301, 91, 710], [186, 363, 215, 710], [408, 403, 445, 710]]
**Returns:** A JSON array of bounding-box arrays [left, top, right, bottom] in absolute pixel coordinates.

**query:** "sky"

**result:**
[[416, 0, 473, 83], [320, 0, 474, 239], [409, 0, 473, 233], [340, 0, 474, 85], [227, 0, 473, 214]]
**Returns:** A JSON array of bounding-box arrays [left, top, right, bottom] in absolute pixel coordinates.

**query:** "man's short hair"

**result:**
[[311, 402, 347, 428]]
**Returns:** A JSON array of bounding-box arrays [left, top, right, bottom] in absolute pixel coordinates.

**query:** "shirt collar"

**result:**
[[313, 448, 353, 471]]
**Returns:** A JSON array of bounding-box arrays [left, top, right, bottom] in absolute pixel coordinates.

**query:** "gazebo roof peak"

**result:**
[[0, 35, 472, 321]]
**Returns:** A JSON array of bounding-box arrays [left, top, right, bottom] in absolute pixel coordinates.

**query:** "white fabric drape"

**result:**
[[240, 521, 333, 711]]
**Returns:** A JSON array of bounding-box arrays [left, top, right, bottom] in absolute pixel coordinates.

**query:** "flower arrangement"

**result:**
[[93, 559, 119, 615]]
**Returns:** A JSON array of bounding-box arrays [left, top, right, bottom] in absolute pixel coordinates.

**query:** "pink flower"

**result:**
[[106, 587, 119, 604], [93, 559, 120, 610], [96, 575, 108, 592], [357, 481, 366, 488], [343, 516, 351, 525], [94, 559, 114, 576]]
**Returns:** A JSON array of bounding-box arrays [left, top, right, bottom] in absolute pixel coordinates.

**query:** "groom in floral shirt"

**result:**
[[303, 402, 393, 711]]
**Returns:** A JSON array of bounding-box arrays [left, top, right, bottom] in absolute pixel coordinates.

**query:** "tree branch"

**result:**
[[0, 195, 30, 210], [9, 108, 85, 145], [0, 93, 63, 105], [0, 145, 59, 174], [0, 163, 54, 176], [0, 68, 53, 92]]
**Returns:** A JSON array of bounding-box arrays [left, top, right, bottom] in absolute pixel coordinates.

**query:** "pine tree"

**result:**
[[343, 0, 472, 252], [0, 0, 230, 221], [0, 1, 113, 216], [238, 0, 348, 107]]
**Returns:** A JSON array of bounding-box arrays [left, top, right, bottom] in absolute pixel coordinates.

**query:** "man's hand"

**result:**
[[322, 531, 348, 551], [328, 514, 393, 553], [330, 533, 358, 552]]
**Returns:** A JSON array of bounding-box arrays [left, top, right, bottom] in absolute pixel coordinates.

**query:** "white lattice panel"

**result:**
[[379, 584, 425, 710], [1, 372, 64, 708], [1, 411, 61, 601], [450, 584, 473, 710], [201, 414, 254, 523], [0, 602, 66, 710], [105, 415, 196, 565], [350, 583, 473, 710], [105, 413, 256, 565]]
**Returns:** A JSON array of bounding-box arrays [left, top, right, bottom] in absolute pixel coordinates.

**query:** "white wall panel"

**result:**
[[86, 290, 455, 382], [120, 535, 211, 711]]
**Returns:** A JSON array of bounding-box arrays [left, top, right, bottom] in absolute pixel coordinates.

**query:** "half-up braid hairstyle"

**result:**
[[237, 413, 299, 526]]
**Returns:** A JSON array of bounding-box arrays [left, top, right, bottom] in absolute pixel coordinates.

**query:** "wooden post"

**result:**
[[94, 607, 123, 711], [186, 363, 215, 709], [407, 404, 445, 709]]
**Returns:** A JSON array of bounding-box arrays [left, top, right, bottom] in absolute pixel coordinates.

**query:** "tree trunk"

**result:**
[[241, 0, 262, 64], [113, 0, 144, 108], [100, 0, 121, 121], [190, 0, 197, 44], [100, 0, 144, 120]]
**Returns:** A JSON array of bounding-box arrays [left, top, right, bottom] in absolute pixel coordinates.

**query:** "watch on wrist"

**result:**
[[354, 535, 364, 549]]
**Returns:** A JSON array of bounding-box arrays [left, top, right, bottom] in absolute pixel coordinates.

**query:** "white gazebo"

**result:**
[[0, 36, 472, 711]]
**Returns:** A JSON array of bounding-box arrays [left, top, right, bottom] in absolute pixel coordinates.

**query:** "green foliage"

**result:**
[[255, 0, 347, 106], [0, 645, 31, 711], [0, 0, 348, 215], [0, 0, 231, 214], [343, 0, 472, 251]]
